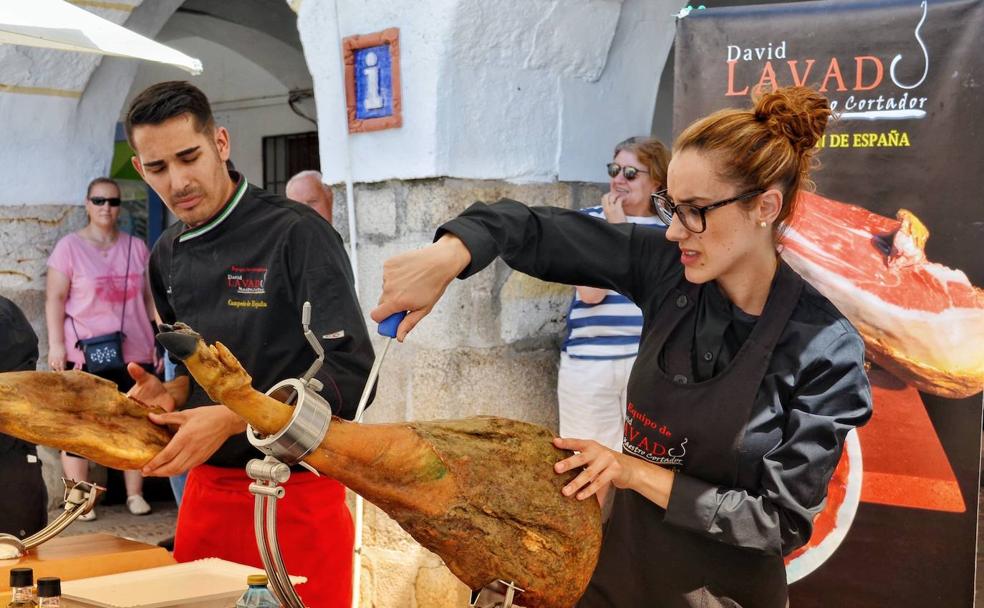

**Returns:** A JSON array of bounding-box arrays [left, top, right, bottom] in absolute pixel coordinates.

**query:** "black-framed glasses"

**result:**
[[606, 162, 649, 181], [651, 189, 764, 233], [89, 197, 122, 207]]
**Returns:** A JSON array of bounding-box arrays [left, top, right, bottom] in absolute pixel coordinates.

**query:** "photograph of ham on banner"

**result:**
[[674, 0, 983, 605]]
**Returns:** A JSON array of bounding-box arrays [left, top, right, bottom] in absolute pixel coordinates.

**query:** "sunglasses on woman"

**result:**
[[89, 197, 122, 207], [606, 163, 649, 181], [651, 189, 764, 233]]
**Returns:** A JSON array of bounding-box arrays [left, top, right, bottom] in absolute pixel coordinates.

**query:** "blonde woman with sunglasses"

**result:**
[[373, 86, 872, 607], [558, 137, 670, 453], [45, 177, 159, 519]]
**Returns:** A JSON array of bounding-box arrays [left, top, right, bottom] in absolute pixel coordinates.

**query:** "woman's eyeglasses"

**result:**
[[651, 189, 764, 233], [89, 197, 122, 207], [606, 163, 649, 181]]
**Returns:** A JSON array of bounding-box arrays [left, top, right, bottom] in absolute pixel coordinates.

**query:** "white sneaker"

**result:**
[[78, 508, 97, 522], [127, 495, 152, 516]]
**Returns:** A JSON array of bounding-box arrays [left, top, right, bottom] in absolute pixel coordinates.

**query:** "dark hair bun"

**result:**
[[754, 87, 831, 154]]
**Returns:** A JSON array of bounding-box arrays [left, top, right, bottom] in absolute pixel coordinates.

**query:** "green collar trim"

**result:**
[[178, 176, 248, 243]]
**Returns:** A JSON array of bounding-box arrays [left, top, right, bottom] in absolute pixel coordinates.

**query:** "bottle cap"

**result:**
[[9, 567, 33, 588], [38, 577, 62, 597], [247, 574, 269, 586]]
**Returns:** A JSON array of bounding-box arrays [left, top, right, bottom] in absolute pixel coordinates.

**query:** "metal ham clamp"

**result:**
[[243, 302, 405, 608], [0, 479, 105, 559], [243, 305, 525, 608], [469, 579, 525, 608]]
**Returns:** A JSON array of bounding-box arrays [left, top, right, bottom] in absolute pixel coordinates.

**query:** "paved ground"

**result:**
[[52, 500, 178, 547]]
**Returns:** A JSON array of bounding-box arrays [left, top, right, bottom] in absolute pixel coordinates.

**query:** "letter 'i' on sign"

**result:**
[[344, 28, 403, 133], [362, 51, 384, 110]]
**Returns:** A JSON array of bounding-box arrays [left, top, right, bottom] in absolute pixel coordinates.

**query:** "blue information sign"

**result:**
[[354, 44, 393, 120]]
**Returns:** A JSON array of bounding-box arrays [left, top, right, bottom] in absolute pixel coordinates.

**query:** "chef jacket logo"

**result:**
[[623, 402, 688, 468], [226, 265, 267, 295]]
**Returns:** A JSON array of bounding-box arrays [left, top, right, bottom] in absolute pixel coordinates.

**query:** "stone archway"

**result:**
[[0, 0, 318, 355], [0, 0, 183, 338], [124, 0, 317, 201]]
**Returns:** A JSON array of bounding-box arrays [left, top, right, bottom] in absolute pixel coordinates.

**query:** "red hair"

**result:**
[[673, 86, 832, 232]]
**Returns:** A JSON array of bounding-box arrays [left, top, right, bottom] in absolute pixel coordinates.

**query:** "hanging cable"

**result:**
[[288, 88, 318, 127]]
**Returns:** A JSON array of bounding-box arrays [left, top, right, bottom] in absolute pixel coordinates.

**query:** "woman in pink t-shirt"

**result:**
[[45, 177, 159, 520]]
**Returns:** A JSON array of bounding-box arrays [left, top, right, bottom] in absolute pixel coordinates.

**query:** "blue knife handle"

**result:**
[[377, 311, 407, 338]]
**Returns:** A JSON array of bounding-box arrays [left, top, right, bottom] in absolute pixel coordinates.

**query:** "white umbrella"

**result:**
[[0, 0, 202, 75]]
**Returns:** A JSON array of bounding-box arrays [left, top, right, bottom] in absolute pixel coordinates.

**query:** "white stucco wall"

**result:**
[[0, 0, 316, 206], [0, 0, 183, 206], [1, 0, 680, 204], [300, 0, 680, 186], [298, 0, 449, 184], [558, 0, 678, 180]]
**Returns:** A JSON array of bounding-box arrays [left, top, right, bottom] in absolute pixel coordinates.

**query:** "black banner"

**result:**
[[674, 1, 983, 605]]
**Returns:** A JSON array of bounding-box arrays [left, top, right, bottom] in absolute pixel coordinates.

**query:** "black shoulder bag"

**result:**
[[71, 235, 132, 373]]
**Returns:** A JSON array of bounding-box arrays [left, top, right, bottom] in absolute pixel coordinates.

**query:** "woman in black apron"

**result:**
[[373, 86, 872, 607]]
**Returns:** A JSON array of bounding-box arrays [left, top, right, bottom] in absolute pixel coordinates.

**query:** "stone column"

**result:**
[[295, 0, 676, 601]]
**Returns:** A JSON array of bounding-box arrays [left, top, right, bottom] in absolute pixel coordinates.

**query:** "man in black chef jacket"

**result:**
[[124, 81, 374, 607]]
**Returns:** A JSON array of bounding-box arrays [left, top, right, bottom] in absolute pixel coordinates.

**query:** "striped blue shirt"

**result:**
[[562, 206, 666, 360]]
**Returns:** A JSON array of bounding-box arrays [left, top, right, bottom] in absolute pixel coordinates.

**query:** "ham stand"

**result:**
[[244, 302, 330, 608], [242, 303, 525, 608], [0, 479, 105, 559], [469, 579, 525, 608]]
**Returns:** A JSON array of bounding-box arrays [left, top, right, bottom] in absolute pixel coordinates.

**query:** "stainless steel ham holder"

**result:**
[[0, 478, 106, 559], [244, 302, 334, 608], [243, 303, 405, 607], [245, 456, 306, 608], [469, 579, 525, 608]]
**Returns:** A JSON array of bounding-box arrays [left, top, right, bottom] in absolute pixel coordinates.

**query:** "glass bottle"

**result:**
[[7, 567, 37, 608], [235, 574, 281, 608], [36, 578, 61, 608]]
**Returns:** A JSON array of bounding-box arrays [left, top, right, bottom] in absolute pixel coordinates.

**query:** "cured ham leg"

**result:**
[[155, 323, 601, 608], [782, 192, 984, 398], [0, 370, 172, 469]]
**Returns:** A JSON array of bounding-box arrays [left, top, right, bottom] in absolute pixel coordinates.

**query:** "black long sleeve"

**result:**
[[438, 199, 680, 309], [664, 327, 872, 555]]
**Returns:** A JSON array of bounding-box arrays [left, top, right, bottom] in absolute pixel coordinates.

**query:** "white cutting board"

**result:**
[[61, 558, 306, 608]]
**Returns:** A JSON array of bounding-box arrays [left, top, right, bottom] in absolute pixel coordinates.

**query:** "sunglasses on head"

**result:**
[[606, 162, 649, 181], [90, 197, 121, 207]]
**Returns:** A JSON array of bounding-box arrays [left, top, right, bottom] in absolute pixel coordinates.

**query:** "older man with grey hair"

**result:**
[[286, 170, 333, 223]]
